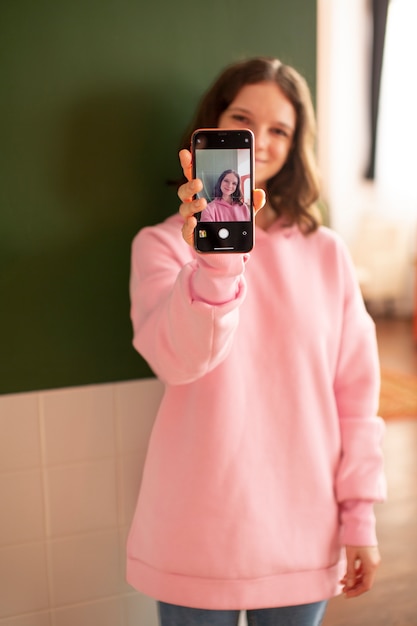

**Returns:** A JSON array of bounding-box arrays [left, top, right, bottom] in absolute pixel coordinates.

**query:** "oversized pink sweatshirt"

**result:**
[[200, 197, 251, 222], [126, 213, 386, 610]]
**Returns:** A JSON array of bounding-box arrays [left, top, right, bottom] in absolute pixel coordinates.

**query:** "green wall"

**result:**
[[0, 0, 316, 394]]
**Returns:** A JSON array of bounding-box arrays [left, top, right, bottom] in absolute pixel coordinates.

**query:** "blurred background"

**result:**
[[318, 0, 416, 321]]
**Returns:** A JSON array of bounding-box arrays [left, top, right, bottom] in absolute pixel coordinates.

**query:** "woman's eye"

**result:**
[[272, 128, 288, 137], [231, 114, 249, 124]]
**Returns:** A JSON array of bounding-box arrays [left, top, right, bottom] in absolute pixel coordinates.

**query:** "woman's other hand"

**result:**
[[340, 545, 381, 598], [178, 149, 266, 247]]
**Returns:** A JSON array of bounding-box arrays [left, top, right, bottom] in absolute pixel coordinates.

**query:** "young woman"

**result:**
[[127, 57, 386, 626], [200, 169, 250, 222]]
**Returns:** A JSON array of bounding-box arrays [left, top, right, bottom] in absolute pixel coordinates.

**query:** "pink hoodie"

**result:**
[[126, 214, 386, 610], [200, 197, 251, 222]]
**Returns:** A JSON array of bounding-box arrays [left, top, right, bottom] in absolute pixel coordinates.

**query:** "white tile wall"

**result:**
[[0, 543, 50, 617], [0, 393, 41, 471], [52, 597, 125, 626], [41, 385, 116, 466], [46, 460, 118, 536], [0, 378, 163, 626], [1, 612, 52, 626]]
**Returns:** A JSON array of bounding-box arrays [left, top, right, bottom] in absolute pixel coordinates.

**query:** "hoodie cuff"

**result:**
[[339, 500, 378, 546], [190, 253, 249, 305]]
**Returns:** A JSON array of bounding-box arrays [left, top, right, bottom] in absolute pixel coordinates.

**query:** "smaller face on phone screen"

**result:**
[[192, 129, 254, 253]]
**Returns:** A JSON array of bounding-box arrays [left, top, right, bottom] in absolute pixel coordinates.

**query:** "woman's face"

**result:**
[[220, 173, 238, 198], [217, 81, 296, 189]]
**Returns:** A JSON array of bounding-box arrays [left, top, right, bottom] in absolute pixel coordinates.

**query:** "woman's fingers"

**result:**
[[179, 195, 206, 221], [253, 188, 266, 214], [178, 149, 205, 208], [178, 150, 207, 245], [179, 149, 193, 182], [181, 214, 198, 247], [178, 177, 204, 204], [341, 546, 381, 598]]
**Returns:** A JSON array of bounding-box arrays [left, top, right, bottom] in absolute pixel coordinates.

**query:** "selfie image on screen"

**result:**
[[195, 148, 252, 223]]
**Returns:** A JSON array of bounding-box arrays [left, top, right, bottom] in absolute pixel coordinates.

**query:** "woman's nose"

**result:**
[[254, 127, 269, 150], [254, 126, 270, 150]]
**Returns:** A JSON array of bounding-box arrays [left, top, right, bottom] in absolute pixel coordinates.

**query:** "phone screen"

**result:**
[[191, 129, 254, 253]]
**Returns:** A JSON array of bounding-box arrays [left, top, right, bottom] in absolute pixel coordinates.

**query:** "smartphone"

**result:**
[[191, 128, 254, 253]]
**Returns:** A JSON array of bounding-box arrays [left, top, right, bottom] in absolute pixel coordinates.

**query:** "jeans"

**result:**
[[157, 600, 328, 626]]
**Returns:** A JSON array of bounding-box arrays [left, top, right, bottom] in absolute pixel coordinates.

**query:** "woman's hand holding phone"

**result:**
[[178, 148, 265, 249], [178, 149, 207, 247]]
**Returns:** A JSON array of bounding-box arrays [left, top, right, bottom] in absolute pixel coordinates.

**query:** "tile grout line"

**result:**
[[37, 391, 55, 626], [112, 383, 129, 626]]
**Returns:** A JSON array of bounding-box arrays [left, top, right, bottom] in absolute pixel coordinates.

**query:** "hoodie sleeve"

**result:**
[[129, 221, 248, 385], [332, 239, 387, 545]]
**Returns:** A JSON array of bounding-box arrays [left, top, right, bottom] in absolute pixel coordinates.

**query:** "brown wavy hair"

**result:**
[[180, 57, 321, 234]]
